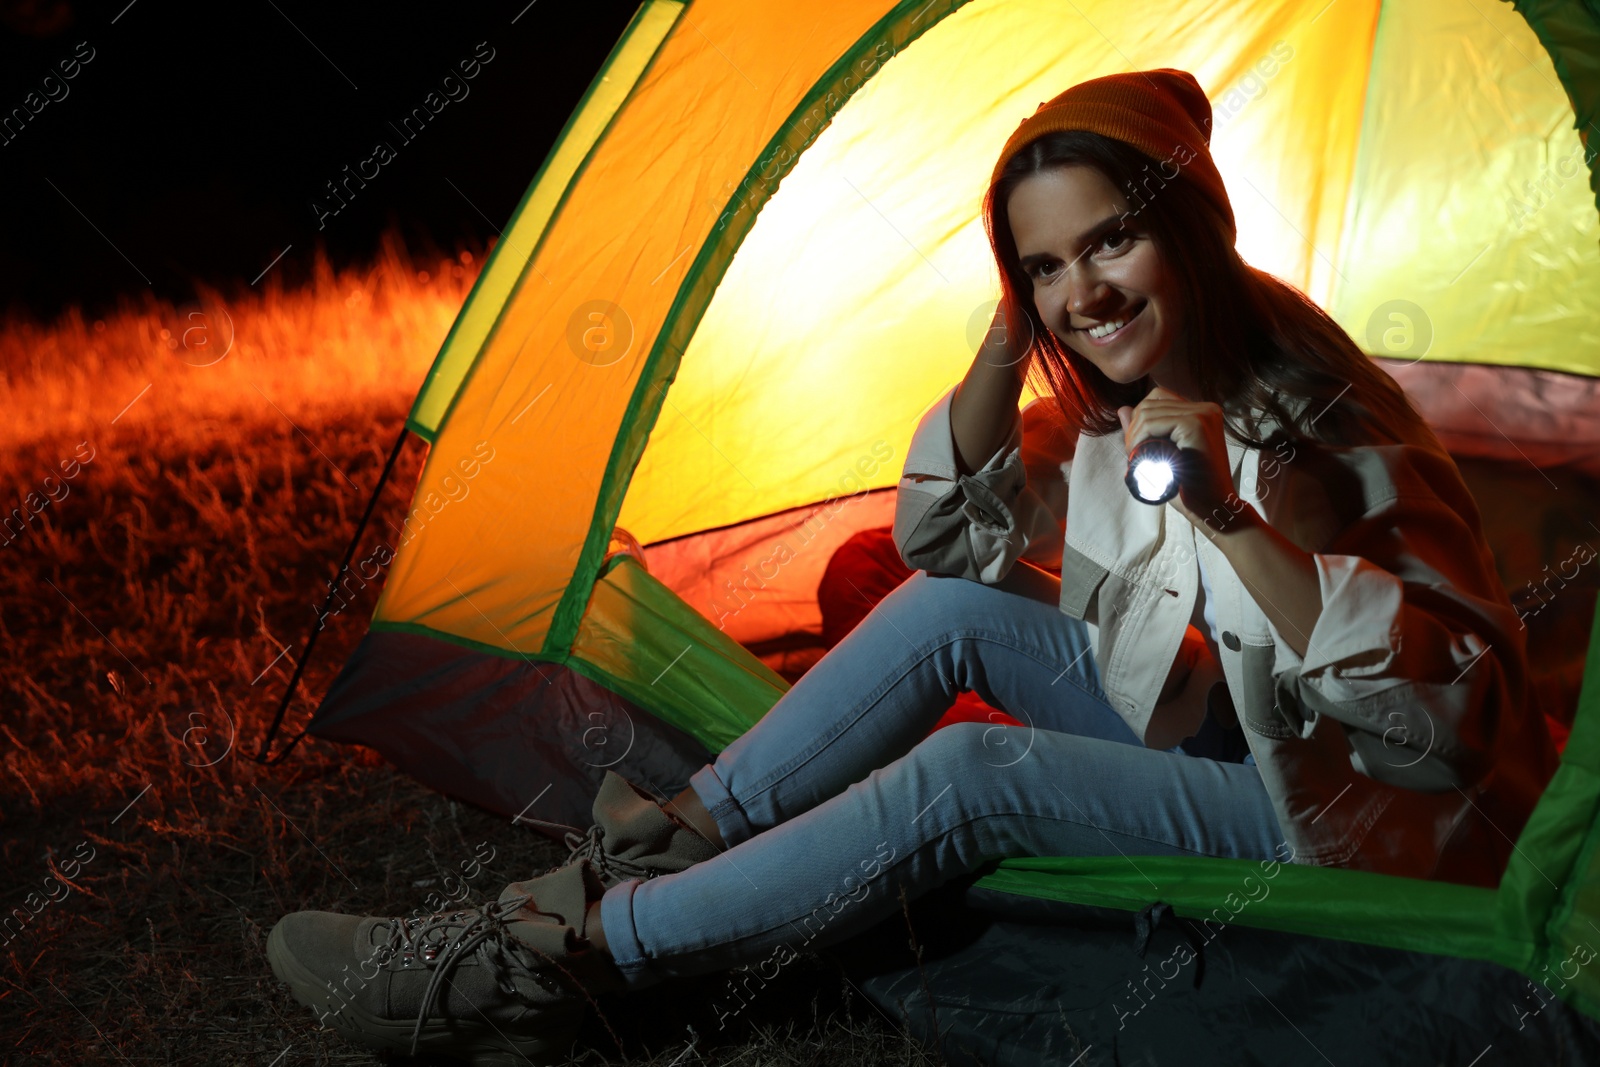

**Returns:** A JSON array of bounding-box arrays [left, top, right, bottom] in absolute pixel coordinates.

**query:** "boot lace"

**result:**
[[379, 896, 558, 1055], [515, 816, 660, 884]]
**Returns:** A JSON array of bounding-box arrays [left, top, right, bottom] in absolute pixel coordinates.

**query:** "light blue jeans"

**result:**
[[599, 563, 1286, 990]]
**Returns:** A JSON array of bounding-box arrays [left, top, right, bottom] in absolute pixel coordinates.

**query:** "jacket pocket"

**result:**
[[1236, 641, 1295, 740], [1233, 639, 1394, 866]]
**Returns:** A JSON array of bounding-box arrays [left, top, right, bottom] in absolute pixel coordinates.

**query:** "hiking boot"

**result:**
[[520, 770, 721, 889], [266, 859, 625, 1066]]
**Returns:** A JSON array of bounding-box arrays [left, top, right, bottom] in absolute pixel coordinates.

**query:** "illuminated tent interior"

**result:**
[[289, 0, 1600, 1058]]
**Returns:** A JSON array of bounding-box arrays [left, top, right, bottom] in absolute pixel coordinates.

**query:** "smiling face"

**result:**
[[1007, 165, 1192, 395]]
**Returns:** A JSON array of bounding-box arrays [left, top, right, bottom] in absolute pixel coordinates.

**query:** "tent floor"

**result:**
[[818, 875, 1600, 1066]]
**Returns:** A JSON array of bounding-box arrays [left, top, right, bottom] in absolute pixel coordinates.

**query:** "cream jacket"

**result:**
[[892, 385, 1557, 885]]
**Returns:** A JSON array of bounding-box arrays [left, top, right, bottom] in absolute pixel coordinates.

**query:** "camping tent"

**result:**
[[282, 0, 1600, 1058]]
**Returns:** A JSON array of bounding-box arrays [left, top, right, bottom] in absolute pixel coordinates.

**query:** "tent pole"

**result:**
[[252, 420, 412, 764]]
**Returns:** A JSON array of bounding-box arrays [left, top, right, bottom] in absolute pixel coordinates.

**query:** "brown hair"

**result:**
[[983, 130, 1430, 452]]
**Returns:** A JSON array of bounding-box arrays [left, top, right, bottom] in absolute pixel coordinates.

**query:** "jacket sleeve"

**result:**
[[1261, 439, 1540, 792], [891, 385, 1070, 582]]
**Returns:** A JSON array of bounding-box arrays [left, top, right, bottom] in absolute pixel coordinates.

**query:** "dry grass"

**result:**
[[0, 236, 930, 1065]]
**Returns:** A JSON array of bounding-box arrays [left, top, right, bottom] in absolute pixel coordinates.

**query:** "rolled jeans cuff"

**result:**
[[596, 878, 661, 990], [688, 761, 755, 848]]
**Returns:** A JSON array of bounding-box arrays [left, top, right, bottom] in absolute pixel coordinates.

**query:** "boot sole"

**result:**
[[266, 921, 581, 1066]]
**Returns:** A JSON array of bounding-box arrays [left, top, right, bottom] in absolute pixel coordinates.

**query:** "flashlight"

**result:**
[[1125, 435, 1181, 505]]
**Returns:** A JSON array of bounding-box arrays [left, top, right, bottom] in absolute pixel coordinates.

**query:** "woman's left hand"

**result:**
[[1117, 386, 1251, 538]]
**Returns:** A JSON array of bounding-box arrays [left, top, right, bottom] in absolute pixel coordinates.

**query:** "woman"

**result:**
[[266, 69, 1557, 1064]]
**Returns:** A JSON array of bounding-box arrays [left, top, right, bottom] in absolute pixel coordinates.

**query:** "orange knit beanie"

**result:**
[[989, 68, 1235, 244]]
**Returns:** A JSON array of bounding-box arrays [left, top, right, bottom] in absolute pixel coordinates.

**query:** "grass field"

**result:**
[[0, 235, 935, 1065]]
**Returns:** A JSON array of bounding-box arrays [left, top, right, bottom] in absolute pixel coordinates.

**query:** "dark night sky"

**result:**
[[0, 0, 643, 322]]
